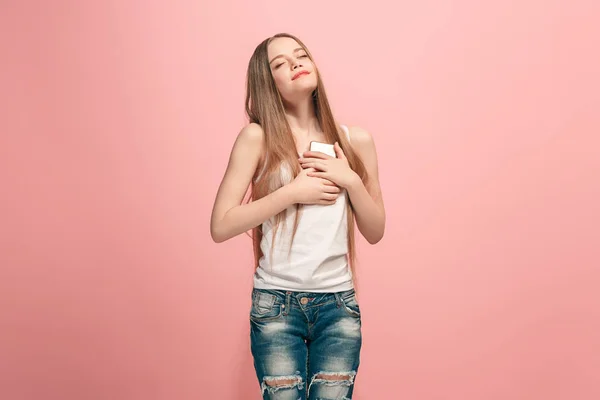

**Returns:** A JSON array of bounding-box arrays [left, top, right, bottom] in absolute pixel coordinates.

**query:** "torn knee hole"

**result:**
[[261, 374, 304, 394], [307, 371, 356, 397], [264, 378, 299, 387], [309, 371, 356, 388], [314, 373, 351, 381]]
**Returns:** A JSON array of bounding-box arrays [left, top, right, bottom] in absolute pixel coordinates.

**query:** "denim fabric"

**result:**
[[250, 288, 362, 400]]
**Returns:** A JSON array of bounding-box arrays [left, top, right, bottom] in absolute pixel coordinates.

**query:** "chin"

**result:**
[[283, 87, 316, 101]]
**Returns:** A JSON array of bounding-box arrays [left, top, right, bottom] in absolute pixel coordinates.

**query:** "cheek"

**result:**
[[272, 72, 289, 89], [304, 66, 318, 84], [275, 77, 293, 95]]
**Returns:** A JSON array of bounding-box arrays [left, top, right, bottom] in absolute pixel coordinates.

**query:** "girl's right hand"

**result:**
[[289, 168, 341, 205]]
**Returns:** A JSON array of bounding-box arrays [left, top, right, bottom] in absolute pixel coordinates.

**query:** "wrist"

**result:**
[[280, 183, 298, 206], [346, 172, 362, 192]]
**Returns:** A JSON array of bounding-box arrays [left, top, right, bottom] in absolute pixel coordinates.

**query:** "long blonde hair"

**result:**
[[245, 33, 367, 281]]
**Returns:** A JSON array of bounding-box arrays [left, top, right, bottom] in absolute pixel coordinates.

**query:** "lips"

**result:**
[[292, 71, 310, 80]]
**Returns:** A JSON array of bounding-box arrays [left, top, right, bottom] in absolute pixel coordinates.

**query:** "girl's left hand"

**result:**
[[299, 142, 359, 189]]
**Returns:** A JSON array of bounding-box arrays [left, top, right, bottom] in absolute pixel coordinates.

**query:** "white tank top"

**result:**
[[252, 125, 354, 293]]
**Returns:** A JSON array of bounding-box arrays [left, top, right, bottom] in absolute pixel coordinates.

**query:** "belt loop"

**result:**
[[334, 292, 342, 308], [284, 291, 291, 315]]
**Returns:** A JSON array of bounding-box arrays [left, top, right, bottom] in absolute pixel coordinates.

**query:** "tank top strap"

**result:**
[[340, 124, 351, 142]]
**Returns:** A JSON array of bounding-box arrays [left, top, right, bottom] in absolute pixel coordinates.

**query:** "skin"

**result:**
[[210, 37, 385, 245]]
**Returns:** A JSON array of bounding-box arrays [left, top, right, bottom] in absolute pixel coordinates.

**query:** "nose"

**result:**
[[292, 60, 303, 69]]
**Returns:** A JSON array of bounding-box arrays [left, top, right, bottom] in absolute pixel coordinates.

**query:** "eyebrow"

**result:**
[[269, 47, 306, 64]]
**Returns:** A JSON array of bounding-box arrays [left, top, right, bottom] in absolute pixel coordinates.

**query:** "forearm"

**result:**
[[211, 185, 295, 243], [346, 175, 385, 244]]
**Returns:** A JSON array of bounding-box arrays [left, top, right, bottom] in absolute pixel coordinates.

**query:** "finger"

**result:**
[[334, 142, 347, 159], [319, 199, 337, 205], [322, 185, 341, 194], [303, 162, 328, 171], [322, 181, 339, 188], [321, 179, 340, 188], [307, 171, 327, 179], [302, 151, 331, 160], [300, 159, 328, 169], [321, 193, 338, 201], [298, 157, 324, 163]]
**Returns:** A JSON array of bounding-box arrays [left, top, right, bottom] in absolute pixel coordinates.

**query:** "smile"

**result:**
[[292, 71, 310, 80]]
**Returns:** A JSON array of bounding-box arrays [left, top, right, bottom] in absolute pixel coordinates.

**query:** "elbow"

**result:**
[[210, 225, 227, 243], [366, 224, 385, 245], [211, 213, 232, 243], [212, 234, 225, 244], [357, 220, 385, 245], [367, 234, 383, 245]]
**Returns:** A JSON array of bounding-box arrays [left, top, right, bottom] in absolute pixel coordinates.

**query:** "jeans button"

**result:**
[[300, 297, 309, 305]]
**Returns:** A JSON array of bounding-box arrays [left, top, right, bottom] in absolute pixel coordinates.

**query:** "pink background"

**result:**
[[2, 1, 599, 399]]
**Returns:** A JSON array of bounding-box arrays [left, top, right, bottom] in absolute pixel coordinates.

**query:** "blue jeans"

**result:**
[[250, 288, 362, 400]]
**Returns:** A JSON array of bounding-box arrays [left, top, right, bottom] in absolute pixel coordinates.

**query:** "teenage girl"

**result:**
[[210, 33, 385, 400]]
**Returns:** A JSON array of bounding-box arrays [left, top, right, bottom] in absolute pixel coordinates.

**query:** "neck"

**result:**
[[284, 95, 318, 137]]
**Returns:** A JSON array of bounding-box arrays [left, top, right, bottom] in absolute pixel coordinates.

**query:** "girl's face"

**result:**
[[267, 37, 318, 103]]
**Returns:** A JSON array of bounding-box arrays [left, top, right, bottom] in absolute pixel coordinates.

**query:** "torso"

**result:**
[[253, 125, 353, 293]]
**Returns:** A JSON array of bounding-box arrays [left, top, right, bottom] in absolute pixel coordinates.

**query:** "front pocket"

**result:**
[[341, 294, 361, 317], [250, 292, 282, 321], [254, 292, 276, 314]]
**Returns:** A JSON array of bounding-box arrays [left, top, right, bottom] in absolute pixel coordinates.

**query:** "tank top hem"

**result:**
[[252, 281, 355, 293]]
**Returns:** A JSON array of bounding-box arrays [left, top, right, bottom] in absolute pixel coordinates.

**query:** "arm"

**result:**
[[345, 126, 386, 244], [299, 126, 386, 244], [210, 123, 296, 243]]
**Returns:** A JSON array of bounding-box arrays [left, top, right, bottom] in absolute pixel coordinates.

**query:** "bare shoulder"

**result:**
[[345, 125, 376, 151], [236, 122, 265, 147], [345, 125, 380, 176], [344, 125, 383, 198], [223, 122, 265, 174]]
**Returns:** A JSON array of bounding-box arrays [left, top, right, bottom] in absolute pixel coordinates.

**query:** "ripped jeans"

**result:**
[[250, 288, 362, 400]]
